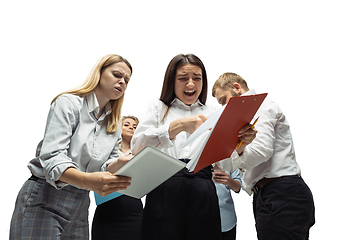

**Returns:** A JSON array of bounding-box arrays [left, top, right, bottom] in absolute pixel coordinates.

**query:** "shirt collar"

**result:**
[[119, 143, 133, 156], [242, 89, 257, 96], [86, 92, 112, 116], [170, 97, 204, 110]]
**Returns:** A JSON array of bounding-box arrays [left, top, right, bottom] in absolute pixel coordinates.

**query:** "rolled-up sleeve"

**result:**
[[38, 96, 79, 189]]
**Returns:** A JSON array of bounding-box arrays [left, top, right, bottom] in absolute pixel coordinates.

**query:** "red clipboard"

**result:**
[[193, 93, 267, 173]]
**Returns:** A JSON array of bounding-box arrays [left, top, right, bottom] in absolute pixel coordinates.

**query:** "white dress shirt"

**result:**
[[28, 93, 122, 189], [236, 89, 301, 195], [131, 98, 246, 170], [132, 98, 216, 159]]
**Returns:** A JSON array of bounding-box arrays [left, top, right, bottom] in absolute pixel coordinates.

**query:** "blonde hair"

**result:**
[[121, 115, 139, 125], [212, 72, 249, 97], [51, 54, 133, 133]]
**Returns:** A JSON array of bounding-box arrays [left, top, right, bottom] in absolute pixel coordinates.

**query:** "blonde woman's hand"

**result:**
[[59, 167, 131, 197], [86, 171, 131, 197]]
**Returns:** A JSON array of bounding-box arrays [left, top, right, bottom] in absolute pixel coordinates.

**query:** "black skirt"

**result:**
[[141, 163, 222, 240], [92, 195, 143, 240]]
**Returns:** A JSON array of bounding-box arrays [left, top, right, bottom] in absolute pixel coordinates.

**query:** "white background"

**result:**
[[1, 1, 359, 239]]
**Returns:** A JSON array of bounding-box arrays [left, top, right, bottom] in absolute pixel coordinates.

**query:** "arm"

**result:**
[[227, 175, 241, 193], [213, 166, 241, 193], [217, 98, 282, 172], [237, 104, 279, 170], [106, 155, 132, 174], [59, 167, 131, 196], [235, 123, 258, 155], [37, 95, 82, 188], [214, 123, 257, 171], [131, 101, 170, 155], [38, 95, 131, 194], [131, 100, 207, 154], [168, 114, 208, 139]]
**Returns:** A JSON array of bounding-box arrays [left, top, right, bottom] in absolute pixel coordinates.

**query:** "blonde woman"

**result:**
[[92, 115, 143, 240], [10, 54, 133, 240]]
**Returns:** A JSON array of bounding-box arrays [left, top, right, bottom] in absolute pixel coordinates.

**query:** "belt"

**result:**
[[252, 177, 278, 194], [252, 174, 301, 195], [176, 158, 212, 179], [256, 177, 279, 188]]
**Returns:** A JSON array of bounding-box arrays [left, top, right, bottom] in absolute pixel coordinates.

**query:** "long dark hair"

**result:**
[[159, 54, 208, 122]]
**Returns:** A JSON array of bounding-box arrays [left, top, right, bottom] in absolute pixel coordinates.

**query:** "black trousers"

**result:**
[[141, 164, 222, 240], [253, 175, 315, 240], [222, 225, 236, 240], [92, 195, 143, 240]]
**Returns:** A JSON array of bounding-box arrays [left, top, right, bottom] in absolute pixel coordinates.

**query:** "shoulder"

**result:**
[[54, 94, 84, 108], [51, 94, 85, 118], [57, 93, 84, 104], [147, 99, 168, 112], [203, 103, 218, 111], [260, 94, 286, 121], [202, 103, 219, 114], [263, 94, 276, 105], [153, 99, 166, 107]]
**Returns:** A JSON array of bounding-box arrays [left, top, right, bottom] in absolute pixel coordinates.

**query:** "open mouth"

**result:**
[[184, 90, 195, 96], [115, 87, 122, 94]]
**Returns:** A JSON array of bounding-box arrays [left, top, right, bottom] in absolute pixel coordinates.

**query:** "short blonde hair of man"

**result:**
[[121, 115, 139, 125], [212, 72, 249, 97], [51, 54, 132, 133]]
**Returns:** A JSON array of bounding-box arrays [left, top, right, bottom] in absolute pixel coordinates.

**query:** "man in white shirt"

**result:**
[[212, 72, 315, 240]]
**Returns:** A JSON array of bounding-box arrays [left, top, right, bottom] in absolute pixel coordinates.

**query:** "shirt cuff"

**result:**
[[235, 148, 248, 170], [45, 163, 78, 189], [216, 148, 248, 172], [157, 123, 174, 148], [101, 158, 117, 172]]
